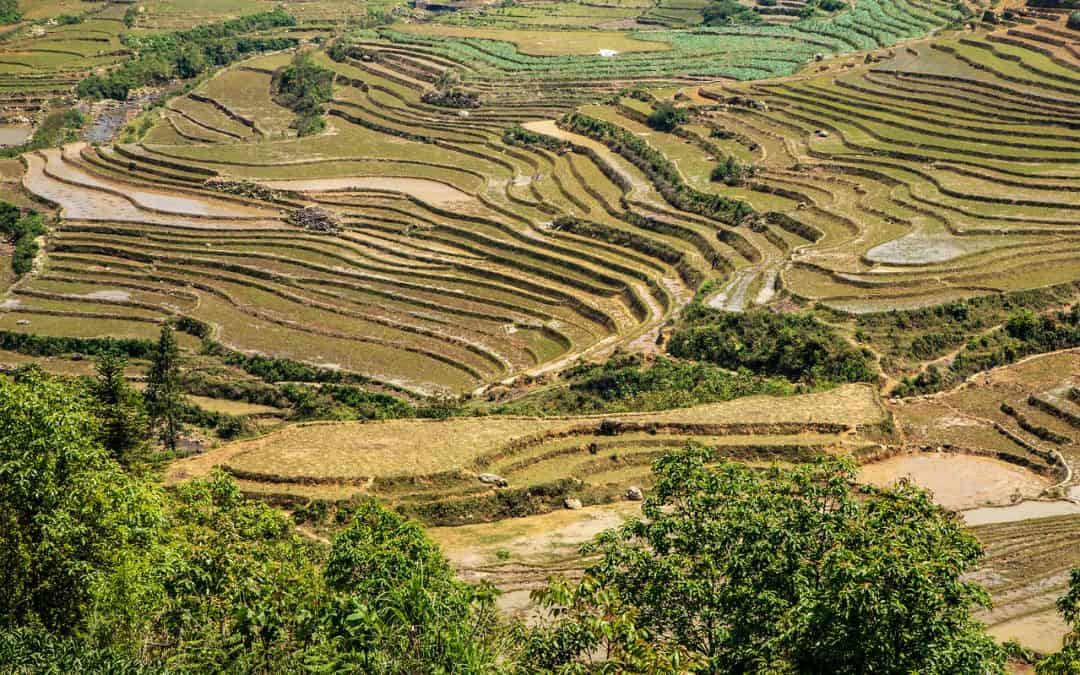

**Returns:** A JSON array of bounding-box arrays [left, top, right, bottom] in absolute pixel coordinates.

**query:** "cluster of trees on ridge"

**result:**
[[892, 304, 1080, 397], [77, 9, 297, 100], [670, 305, 877, 385], [7, 360, 1080, 672]]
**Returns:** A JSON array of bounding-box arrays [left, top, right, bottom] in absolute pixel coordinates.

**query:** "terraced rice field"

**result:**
[[167, 383, 890, 520], [691, 14, 1080, 311], [0, 2, 130, 123]]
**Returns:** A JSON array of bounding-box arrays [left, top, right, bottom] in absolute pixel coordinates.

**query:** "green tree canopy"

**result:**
[[145, 325, 184, 451], [528, 448, 1005, 674], [312, 500, 506, 673], [0, 369, 162, 635], [89, 351, 148, 465]]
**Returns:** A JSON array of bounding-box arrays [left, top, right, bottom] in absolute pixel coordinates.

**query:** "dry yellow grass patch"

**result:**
[[167, 384, 885, 484]]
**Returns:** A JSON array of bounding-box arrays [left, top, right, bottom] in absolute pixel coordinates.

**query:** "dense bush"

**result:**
[[1068, 10, 1080, 29], [0, 201, 44, 276], [0, 330, 154, 359], [0, 370, 163, 635], [669, 306, 877, 384], [528, 449, 1006, 672], [0, 0, 18, 24], [703, 0, 763, 24], [77, 10, 296, 101], [0, 628, 156, 674], [710, 155, 755, 186], [645, 101, 688, 131], [502, 123, 571, 152], [892, 305, 1080, 396], [498, 353, 794, 414], [857, 285, 1078, 364], [272, 51, 334, 136]]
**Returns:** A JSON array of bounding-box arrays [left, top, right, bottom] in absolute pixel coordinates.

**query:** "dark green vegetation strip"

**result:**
[[670, 305, 877, 384]]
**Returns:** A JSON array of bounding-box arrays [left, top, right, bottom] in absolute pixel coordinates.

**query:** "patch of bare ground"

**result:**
[[429, 501, 640, 617], [858, 452, 1051, 511]]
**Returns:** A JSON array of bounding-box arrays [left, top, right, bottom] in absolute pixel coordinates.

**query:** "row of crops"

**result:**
[[369, 0, 959, 82], [684, 15, 1080, 313]]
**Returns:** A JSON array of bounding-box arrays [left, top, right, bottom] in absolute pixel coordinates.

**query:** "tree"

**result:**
[[1036, 569, 1080, 673], [311, 500, 506, 673], [144, 325, 184, 451], [149, 470, 324, 672], [0, 0, 19, 24], [0, 369, 162, 635], [272, 51, 334, 136], [174, 44, 209, 79], [646, 101, 688, 132], [1068, 10, 1080, 30], [702, 0, 761, 25], [90, 351, 147, 465], [529, 447, 1006, 673]]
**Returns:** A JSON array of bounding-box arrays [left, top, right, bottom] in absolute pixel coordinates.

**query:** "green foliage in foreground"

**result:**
[[0, 0, 18, 24], [272, 51, 335, 136], [0, 370, 508, 672], [528, 449, 1006, 673], [1, 372, 1036, 673], [670, 306, 877, 384], [495, 353, 795, 415], [0, 628, 156, 674], [0, 369, 163, 635], [0, 200, 44, 276]]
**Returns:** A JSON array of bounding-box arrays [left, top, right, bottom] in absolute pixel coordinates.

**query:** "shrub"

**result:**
[[710, 155, 755, 186], [528, 450, 1006, 672], [0, 202, 45, 276], [272, 51, 334, 136], [503, 124, 571, 152], [559, 112, 753, 223], [645, 101, 688, 131], [703, 0, 762, 24], [0, 0, 19, 23], [1068, 10, 1080, 29], [0, 108, 84, 157]]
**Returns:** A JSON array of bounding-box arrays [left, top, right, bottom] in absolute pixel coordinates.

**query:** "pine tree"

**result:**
[[90, 351, 147, 464], [145, 325, 184, 451]]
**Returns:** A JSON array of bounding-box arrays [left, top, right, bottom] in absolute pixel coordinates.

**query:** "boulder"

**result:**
[[563, 498, 583, 510], [478, 473, 508, 488], [625, 486, 644, 501]]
